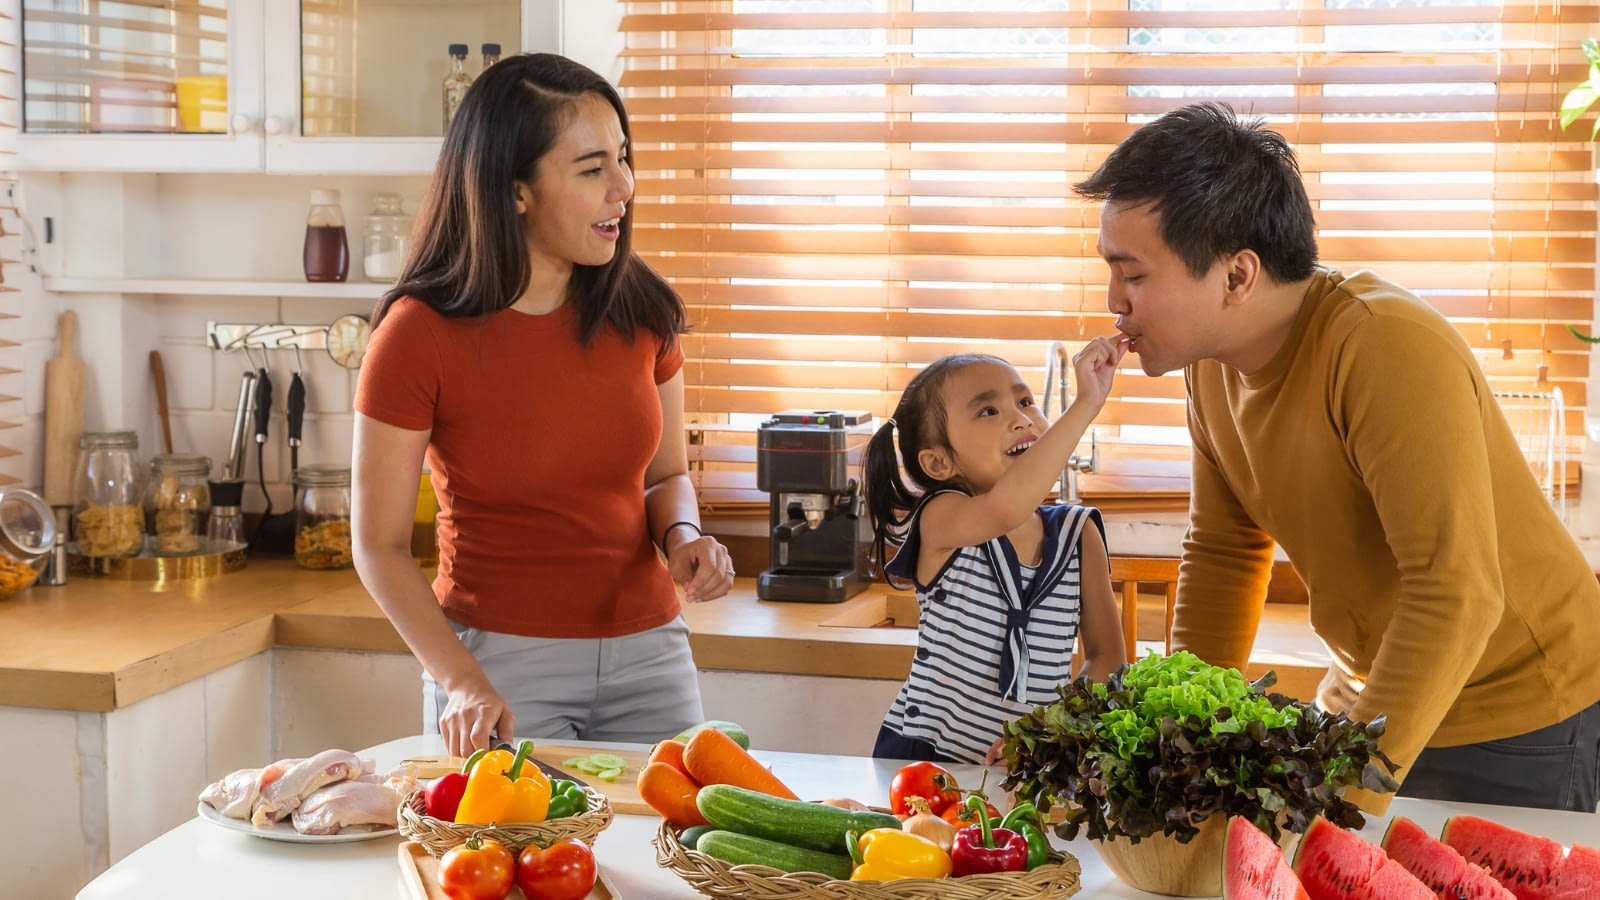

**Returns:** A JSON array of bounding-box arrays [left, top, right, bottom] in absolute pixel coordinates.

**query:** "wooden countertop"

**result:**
[[0, 557, 1330, 714]]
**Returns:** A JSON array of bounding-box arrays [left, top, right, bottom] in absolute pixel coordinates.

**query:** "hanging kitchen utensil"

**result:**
[[223, 370, 256, 483], [43, 311, 85, 509], [150, 350, 173, 455], [326, 313, 371, 369], [286, 344, 306, 476]]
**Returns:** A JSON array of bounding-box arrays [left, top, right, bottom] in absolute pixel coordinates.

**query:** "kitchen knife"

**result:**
[[42, 311, 85, 507]]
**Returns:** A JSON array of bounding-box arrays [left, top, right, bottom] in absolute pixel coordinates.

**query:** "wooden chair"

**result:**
[[1108, 556, 1180, 662]]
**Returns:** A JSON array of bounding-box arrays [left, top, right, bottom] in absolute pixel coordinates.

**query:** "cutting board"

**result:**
[[398, 841, 614, 900], [528, 745, 655, 817], [42, 310, 85, 507], [398, 745, 657, 816]]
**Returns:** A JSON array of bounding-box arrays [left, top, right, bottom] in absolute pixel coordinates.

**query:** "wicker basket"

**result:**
[[397, 786, 613, 857], [653, 819, 1082, 900]]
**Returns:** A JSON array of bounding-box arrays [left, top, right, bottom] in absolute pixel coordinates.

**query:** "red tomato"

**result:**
[[888, 761, 961, 816], [438, 837, 516, 900], [942, 797, 1000, 826], [517, 837, 598, 900]]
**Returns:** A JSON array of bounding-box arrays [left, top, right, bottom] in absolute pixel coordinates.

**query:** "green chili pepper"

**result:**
[[545, 794, 577, 819]]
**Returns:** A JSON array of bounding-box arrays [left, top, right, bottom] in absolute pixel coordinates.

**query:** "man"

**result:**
[[1075, 101, 1600, 813]]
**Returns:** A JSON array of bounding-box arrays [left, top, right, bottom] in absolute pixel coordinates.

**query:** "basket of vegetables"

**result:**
[[398, 740, 613, 857], [1000, 651, 1400, 897]]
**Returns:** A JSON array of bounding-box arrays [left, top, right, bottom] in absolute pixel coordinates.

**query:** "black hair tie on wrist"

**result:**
[[659, 519, 703, 549]]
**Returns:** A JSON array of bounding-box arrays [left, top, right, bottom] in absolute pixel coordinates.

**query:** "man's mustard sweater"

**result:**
[[1177, 268, 1600, 812]]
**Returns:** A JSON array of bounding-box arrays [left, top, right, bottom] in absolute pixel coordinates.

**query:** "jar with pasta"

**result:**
[[0, 487, 55, 598], [143, 454, 212, 556], [293, 464, 352, 570], [72, 430, 145, 558]]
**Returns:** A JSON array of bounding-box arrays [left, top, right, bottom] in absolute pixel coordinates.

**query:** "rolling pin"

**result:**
[[42, 311, 85, 507], [151, 350, 173, 455]]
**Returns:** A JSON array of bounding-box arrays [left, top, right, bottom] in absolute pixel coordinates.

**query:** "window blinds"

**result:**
[[619, 0, 1599, 509]]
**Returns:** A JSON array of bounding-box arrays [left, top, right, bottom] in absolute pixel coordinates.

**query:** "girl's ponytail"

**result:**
[[862, 417, 919, 581]]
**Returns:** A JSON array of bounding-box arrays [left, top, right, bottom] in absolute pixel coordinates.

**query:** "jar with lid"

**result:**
[[362, 193, 411, 283], [293, 464, 352, 570], [303, 189, 349, 283], [144, 454, 212, 556], [72, 430, 145, 558], [0, 487, 56, 598]]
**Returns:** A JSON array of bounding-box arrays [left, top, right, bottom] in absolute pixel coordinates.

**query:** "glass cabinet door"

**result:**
[[22, 0, 232, 135], [264, 0, 537, 174], [17, 0, 264, 171], [301, 0, 521, 138]]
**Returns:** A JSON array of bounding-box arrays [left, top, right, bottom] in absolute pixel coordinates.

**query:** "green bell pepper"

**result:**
[[999, 801, 1050, 870]]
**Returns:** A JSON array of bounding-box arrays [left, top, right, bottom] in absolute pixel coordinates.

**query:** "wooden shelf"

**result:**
[[42, 276, 390, 299]]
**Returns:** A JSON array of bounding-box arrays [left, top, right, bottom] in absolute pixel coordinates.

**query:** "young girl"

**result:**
[[863, 337, 1129, 764]]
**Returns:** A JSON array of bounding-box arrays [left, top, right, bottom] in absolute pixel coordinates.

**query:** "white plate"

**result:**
[[196, 801, 399, 844]]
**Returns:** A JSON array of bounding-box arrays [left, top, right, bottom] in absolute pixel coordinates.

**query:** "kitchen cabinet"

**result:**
[[16, 0, 547, 175]]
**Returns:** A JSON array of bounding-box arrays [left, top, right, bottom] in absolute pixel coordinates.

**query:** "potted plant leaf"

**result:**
[[1000, 651, 1399, 897]]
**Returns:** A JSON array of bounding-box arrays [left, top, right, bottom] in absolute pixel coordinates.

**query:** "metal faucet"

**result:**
[[1041, 341, 1097, 504]]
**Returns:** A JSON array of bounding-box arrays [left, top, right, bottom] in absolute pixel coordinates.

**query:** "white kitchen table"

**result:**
[[78, 734, 1600, 899]]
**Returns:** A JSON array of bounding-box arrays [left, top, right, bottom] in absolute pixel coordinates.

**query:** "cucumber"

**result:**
[[696, 830, 853, 881], [677, 824, 715, 850], [674, 720, 750, 750], [696, 783, 902, 854]]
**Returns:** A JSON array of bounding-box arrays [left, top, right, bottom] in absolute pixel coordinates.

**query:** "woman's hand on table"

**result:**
[[669, 534, 736, 603]]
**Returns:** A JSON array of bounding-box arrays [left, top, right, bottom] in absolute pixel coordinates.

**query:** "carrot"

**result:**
[[636, 761, 709, 829], [682, 725, 800, 800], [648, 739, 694, 780]]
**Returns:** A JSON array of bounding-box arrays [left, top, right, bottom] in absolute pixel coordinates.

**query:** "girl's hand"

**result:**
[[439, 676, 516, 759], [1071, 335, 1128, 409], [668, 534, 736, 602], [983, 737, 1007, 766]]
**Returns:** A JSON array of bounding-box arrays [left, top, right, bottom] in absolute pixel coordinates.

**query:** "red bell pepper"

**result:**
[[423, 747, 485, 822], [949, 795, 1028, 877]]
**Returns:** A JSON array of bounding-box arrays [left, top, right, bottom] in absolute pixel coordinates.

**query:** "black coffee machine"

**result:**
[[756, 410, 875, 603]]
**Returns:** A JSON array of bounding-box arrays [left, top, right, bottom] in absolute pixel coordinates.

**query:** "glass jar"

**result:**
[[303, 188, 349, 283], [362, 193, 411, 283], [294, 464, 352, 570], [72, 430, 145, 558], [144, 454, 212, 556], [0, 487, 55, 598]]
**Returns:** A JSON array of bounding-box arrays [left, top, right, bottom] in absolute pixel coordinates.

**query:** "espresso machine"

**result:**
[[756, 410, 874, 603]]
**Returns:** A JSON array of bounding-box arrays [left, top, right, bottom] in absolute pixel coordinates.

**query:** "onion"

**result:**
[[900, 795, 958, 852], [819, 797, 871, 811]]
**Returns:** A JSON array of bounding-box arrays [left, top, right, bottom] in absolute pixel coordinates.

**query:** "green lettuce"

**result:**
[[1000, 651, 1398, 844]]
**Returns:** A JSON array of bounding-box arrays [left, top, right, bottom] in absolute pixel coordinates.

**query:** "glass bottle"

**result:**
[[412, 468, 439, 568], [0, 487, 56, 598], [362, 193, 411, 283], [442, 43, 473, 131], [206, 479, 246, 548], [72, 430, 145, 558], [294, 465, 353, 570], [144, 454, 212, 556], [303, 188, 349, 283], [481, 43, 502, 75]]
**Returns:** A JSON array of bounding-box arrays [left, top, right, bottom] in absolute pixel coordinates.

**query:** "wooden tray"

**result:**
[[399, 840, 614, 900]]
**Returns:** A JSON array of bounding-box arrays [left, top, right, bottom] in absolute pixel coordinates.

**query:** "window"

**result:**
[[619, 0, 1596, 507]]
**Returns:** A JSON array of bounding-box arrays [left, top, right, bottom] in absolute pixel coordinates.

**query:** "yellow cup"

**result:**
[[175, 76, 228, 133]]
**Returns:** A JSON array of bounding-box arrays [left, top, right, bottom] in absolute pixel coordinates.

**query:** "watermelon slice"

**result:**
[[1224, 816, 1309, 900], [1441, 815, 1600, 900], [1380, 816, 1514, 899], [1292, 816, 1435, 900]]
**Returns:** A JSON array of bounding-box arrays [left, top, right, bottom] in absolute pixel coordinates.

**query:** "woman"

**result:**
[[352, 53, 734, 758]]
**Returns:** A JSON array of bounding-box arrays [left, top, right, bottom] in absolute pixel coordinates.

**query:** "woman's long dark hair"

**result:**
[[374, 53, 684, 347], [862, 353, 1005, 580]]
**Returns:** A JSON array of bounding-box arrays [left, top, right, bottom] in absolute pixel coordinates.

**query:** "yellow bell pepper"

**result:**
[[846, 827, 953, 881], [453, 742, 552, 825]]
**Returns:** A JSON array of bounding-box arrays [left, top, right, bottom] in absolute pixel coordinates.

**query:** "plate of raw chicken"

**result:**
[[196, 747, 418, 843]]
